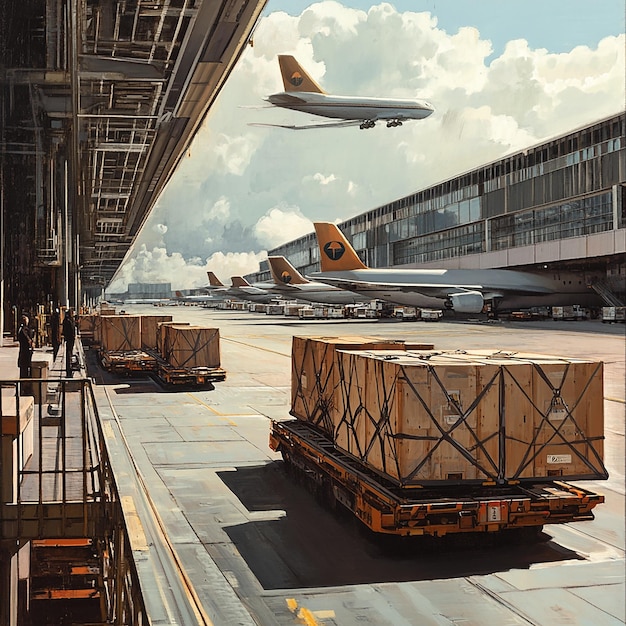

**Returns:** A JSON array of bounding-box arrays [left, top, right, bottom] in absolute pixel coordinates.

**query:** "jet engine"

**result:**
[[446, 291, 484, 313]]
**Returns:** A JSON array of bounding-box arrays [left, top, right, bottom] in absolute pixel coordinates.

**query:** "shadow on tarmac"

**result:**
[[218, 462, 581, 590]]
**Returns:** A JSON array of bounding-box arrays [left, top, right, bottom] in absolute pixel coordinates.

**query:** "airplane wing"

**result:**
[[248, 119, 364, 131], [309, 275, 510, 300]]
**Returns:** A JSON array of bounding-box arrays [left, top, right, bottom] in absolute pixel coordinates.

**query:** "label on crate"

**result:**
[[547, 454, 572, 464]]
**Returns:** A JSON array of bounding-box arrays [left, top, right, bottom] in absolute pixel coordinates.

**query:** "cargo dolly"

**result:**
[[98, 348, 226, 385], [155, 362, 226, 386], [99, 349, 158, 374], [270, 419, 604, 538]]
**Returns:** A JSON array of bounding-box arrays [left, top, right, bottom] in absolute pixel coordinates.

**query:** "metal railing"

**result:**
[[0, 376, 148, 624]]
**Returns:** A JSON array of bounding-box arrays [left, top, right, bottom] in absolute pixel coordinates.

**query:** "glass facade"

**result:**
[[258, 113, 625, 281], [491, 192, 614, 250]]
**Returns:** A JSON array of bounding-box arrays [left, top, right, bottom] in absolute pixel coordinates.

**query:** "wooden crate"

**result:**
[[333, 349, 605, 486], [161, 325, 220, 369], [290, 336, 410, 435], [140, 315, 173, 351], [335, 351, 489, 484], [425, 351, 605, 480], [99, 315, 142, 351], [156, 322, 189, 358]]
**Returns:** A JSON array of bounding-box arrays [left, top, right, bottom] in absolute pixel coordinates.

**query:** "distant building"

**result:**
[[106, 282, 172, 301], [250, 113, 625, 302]]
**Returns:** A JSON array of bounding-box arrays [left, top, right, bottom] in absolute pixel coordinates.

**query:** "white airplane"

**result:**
[[267, 255, 371, 305], [308, 222, 601, 314], [253, 55, 434, 130], [173, 290, 223, 304], [228, 276, 281, 304]]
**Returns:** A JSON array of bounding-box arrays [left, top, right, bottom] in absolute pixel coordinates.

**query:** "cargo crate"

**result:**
[[160, 325, 220, 369], [140, 315, 173, 351], [99, 315, 141, 351], [290, 336, 418, 435], [332, 349, 606, 486]]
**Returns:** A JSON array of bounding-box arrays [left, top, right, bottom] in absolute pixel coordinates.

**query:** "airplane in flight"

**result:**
[[253, 55, 434, 130], [267, 255, 372, 305], [308, 222, 601, 314]]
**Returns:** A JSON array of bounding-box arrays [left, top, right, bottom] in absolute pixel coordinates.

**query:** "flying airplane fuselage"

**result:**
[[266, 92, 434, 122], [308, 267, 600, 312]]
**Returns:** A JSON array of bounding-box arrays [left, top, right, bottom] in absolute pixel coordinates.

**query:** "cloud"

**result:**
[[107, 245, 267, 293], [114, 2, 625, 289], [254, 207, 314, 249]]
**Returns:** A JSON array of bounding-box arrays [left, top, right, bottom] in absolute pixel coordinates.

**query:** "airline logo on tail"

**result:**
[[280, 271, 293, 284], [323, 241, 346, 261], [289, 72, 303, 88]]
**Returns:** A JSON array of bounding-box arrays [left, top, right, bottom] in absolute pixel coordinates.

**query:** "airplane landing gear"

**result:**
[[386, 119, 403, 128], [359, 120, 376, 129]]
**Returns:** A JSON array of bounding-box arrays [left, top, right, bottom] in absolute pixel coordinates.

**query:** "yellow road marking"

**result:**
[[297, 606, 320, 626], [121, 496, 149, 551], [102, 421, 116, 441], [285, 598, 335, 624], [186, 393, 240, 424]]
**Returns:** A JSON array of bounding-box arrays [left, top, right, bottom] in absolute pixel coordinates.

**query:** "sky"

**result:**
[[107, 0, 625, 293]]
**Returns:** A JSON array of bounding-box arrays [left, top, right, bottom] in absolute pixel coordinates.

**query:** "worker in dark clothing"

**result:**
[[17, 315, 34, 380], [50, 308, 61, 361], [62, 309, 76, 377]]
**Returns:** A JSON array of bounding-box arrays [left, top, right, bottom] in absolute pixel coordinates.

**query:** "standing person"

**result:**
[[50, 307, 61, 361], [62, 309, 76, 377], [17, 315, 34, 380]]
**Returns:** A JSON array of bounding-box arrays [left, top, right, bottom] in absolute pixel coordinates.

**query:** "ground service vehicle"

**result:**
[[270, 336, 607, 538], [270, 420, 604, 537]]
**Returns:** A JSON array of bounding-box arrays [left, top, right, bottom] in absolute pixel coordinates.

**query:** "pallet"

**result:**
[[99, 350, 158, 374], [156, 363, 226, 386]]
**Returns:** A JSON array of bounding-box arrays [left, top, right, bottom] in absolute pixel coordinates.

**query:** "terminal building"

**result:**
[[253, 113, 625, 306]]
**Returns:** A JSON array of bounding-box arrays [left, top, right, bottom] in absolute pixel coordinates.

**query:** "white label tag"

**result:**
[[547, 454, 572, 464], [488, 504, 501, 522], [444, 415, 459, 425]]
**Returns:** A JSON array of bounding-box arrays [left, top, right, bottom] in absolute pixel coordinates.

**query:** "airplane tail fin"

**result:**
[[268, 256, 309, 285], [278, 55, 326, 94], [231, 276, 251, 287], [174, 290, 183, 298], [207, 271, 224, 287], [314, 222, 368, 272]]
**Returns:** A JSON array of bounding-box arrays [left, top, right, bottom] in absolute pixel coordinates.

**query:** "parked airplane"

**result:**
[[174, 290, 223, 304], [206, 272, 229, 292], [309, 222, 601, 314], [254, 55, 434, 130], [228, 276, 281, 304], [267, 255, 371, 305]]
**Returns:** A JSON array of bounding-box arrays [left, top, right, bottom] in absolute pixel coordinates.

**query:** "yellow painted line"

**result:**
[[222, 337, 291, 358], [102, 421, 116, 441], [605, 396, 625, 404], [313, 611, 336, 619], [186, 393, 240, 425], [121, 496, 149, 551], [285, 598, 334, 624], [297, 606, 321, 626]]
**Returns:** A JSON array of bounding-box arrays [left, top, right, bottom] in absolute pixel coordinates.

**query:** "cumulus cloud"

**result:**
[[254, 207, 314, 249], [114, 1, 625, 289], [108, 245, 267, 292]]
